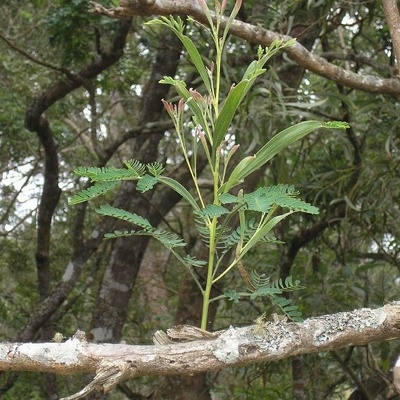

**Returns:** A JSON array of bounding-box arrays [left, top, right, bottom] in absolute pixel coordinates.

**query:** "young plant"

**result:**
[[69, 0, 348, 330]]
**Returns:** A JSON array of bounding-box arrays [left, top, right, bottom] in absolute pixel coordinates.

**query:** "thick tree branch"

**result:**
[[382, 0, 400, 77], [1, 304, 400, 399], [89, 0, 400, 95]]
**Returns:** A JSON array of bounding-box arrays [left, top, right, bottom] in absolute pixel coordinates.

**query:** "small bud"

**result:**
[[189, 88, 205, 104], [178, 98, 185, 112], [162, 99, 174, 117]]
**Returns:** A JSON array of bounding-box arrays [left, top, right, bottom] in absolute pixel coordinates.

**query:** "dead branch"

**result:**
[[1, 304, 400, 399]]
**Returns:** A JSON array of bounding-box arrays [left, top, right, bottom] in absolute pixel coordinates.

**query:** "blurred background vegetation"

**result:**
[[1, 0, 400, 399]]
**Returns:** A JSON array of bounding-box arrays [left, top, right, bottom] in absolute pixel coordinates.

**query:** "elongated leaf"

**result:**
[[180, 35, 212, 94], [214, 41, 297, 149], [240, 212, 293, 258], [147, 17, 212, 95], [158, 176, 200, 211], [222, 121, 347, 194], [214, 79, 255, 148], [219, 155, 256, 194]]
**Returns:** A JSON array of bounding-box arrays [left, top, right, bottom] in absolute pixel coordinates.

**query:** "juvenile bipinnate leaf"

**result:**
[[96, 205, 153, 230], [147, 162, 165, 177], [243, 185, 319, 214], [124, 159, 146, 175], [69, 181, 119, 205], [222, 219, 279, 249], [73, 166, 141, 181], [104, 229, 186, 250], [224, 289, 241, 303], [250, 270, 271, 287], [183, 255, 207, 268], [195, 204, 230, 218], [137, 175, 158, 192]]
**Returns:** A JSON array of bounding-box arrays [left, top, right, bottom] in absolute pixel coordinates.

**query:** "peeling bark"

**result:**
[[1, 304, 400, 399]]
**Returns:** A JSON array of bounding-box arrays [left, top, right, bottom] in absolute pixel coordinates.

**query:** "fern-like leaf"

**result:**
[[183, 255, 207, 268], [74, 167, 141, 182], [272, 297, 303, 322], [96, 205, 153, 230], [250, 270, 271, 288], [103, 228, 187, 250], [195, 204, 230, 218], [219, 193, 241, 204], [152, 229, 186, 248], [250, 286, 282, 299], [241, 184, 319, 214], [68, 181, 119, 205], [271, 276, 305, 291], [123, 159, 146, 176], [222, 218, 279, 249], [194, 217, 228, 248], [275, 197, 319, 214], [147, 162, 165, 176], [137, 174, 158, 192], [104, 230, 142, 239], [224, 290, 241, 303]]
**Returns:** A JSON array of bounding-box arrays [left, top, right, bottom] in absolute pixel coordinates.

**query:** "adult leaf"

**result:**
[[158, 176, 200, 211], [221, 121, 348, 194]]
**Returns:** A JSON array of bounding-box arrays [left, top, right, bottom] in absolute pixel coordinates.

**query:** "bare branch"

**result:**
[[382, 0, 400, 77], [89, 0, 400, 95], [2, 304, 400, 399]]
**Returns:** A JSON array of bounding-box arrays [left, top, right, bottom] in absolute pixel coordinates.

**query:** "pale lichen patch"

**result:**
[[18, 340, 81, 365], [313, 308, 385, 344], [212, 326, 240, 363]]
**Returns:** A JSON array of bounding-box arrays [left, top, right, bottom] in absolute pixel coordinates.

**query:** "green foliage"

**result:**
[[70, 0, 347, 330], [44, 0, 116, 65], [223, 273, 304, 322]]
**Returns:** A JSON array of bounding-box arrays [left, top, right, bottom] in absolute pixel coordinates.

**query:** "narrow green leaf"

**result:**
[[180, 35, 212, 94], [158, 176, 200, 211], [219, 155, 256, 194], [214, 79, 254, 148], [147, 16, 211, 93], [222, 121, 343, 193], [241, 212, 293, 257]]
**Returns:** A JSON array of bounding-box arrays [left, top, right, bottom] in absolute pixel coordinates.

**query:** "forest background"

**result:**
[[1, 0, 400, 399]]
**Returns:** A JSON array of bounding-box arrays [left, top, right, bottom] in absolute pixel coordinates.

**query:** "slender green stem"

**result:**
[[213, 257, 239, 284], [201, 216, 218, 330]]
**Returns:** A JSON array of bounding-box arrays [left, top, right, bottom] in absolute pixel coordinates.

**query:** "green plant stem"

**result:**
[[201, 216, 218, 330]]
